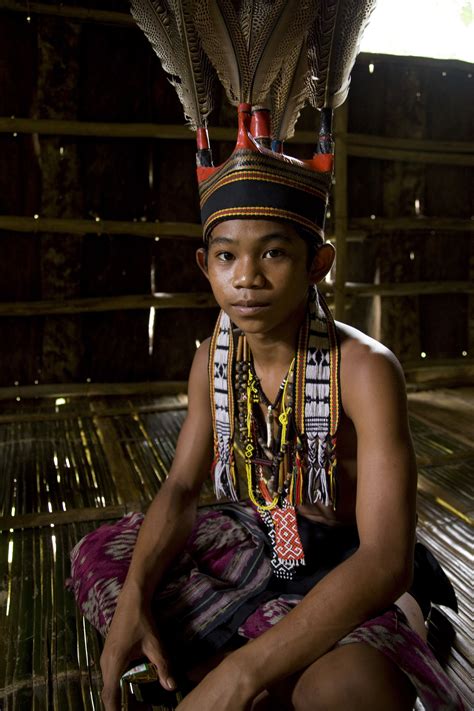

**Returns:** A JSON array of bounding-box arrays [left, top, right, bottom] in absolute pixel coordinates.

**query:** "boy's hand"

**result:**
[[176, 655, 256, 711], [100, 587, 176, 711]]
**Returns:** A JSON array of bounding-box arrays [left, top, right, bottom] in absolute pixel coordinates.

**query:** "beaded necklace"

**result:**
[[236, 336, 296, 511], [209, 286, 341, 577]]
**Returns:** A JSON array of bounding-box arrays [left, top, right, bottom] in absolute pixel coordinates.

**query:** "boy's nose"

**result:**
[[232, 258, 265, 288]]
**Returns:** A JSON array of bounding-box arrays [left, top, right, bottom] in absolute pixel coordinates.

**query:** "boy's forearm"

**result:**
[[122, 480, 199, 602], [227, 548, 410, 697]]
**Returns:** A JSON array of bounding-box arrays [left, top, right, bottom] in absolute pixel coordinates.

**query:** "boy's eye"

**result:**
[[264, 248, 284, 258], [216, 251, 234, 261]]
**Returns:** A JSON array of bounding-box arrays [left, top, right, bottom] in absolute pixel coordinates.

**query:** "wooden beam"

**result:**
[[0, 281, 469, 319], [0, 292, 216, 317], [346, 142, 474, 166], [2, 214, 472, 240], [1, 117, 472, 165], [0, 380, 187, 401], [0, 214, 203, 238], [403, 360, 474, 390], [351, 217, 474, 233], [0, 0, 134, 26], [0, 117, 236, 141], [344, 281, 474, 296], [347, 133, 474, 157]]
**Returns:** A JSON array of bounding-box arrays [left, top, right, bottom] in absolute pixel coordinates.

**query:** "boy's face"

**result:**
[[196, 219, 333, 338]]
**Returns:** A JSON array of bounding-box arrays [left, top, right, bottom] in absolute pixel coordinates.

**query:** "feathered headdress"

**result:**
[[130, 0, 376, 238]]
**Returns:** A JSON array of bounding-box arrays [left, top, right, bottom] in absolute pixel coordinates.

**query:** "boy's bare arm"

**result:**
[[176, 341, 418, 709], [123, 339, 213, 599], [100, 340, 213, 709]]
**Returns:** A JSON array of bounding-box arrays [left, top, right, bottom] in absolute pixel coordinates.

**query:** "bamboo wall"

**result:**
[[0, 2, 473, 395]]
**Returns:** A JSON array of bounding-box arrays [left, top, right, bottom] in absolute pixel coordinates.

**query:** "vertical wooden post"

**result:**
[[334, 101, 348, 321]]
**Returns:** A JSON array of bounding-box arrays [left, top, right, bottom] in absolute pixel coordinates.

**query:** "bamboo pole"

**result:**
[[0, 380, 187, 401], [0, 214, 203, 238], [0, 0, 134, 25], [0, 291, 216, 316], [334, 102, 349, 320]]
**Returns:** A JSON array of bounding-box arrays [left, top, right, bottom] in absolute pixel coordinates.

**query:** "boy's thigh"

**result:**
[[255, 642, 416, 711]]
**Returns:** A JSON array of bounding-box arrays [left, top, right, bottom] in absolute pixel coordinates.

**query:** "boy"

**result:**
[[93, 213, 461, 711], [69, 4, 463, 709]]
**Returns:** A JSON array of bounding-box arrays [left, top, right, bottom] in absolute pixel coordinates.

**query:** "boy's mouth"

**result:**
[[231, 300, 270, 315]]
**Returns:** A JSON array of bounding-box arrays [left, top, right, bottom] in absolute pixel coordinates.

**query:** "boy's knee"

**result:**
[[292, 643, 416, 711], [292, 670, 346, 711]]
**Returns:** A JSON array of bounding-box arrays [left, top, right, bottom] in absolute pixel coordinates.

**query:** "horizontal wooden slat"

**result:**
[[1, 215, 473, 240], [0, 380, 187, 400], [0, 282, 471, 318], [351, 217, 474, 233], [404, 361, 474, 390], [0, 0, 134, 25], [1, 117, 473, 165], [0, 214, 203, 238], [346, 133, 474, 156], [344, 281, 474, 296], [0, 291, 217, 316], [346, 143, 474, 166]]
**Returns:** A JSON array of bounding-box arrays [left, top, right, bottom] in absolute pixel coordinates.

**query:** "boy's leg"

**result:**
[[250, 644, 416, 711], [290, 642, 416, 711]]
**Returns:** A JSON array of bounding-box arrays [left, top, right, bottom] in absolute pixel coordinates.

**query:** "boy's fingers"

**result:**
[[143, 636, 177, 690]]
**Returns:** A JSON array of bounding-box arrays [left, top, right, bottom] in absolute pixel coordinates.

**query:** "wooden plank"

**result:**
[[0, 291, 216, 316], [0, 215, 203, 238], [0, 380, 187, 400]]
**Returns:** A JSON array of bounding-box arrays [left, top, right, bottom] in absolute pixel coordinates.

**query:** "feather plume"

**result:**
[[195, 0, 319, 107], [130, 0, 217, 129], [307, 0, 377, 110], [270, 38, 310, 142]]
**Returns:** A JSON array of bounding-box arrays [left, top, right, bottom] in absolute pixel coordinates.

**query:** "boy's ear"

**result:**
[[196, 248, 209, 280], [308, 243, 335, 284]]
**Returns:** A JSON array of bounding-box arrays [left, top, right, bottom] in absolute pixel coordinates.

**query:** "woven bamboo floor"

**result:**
[[0, 388, 472, 710]]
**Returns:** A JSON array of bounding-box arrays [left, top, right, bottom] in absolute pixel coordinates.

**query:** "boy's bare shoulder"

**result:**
[[186, 337, 212, 412], [335, 322, 407, 422]]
